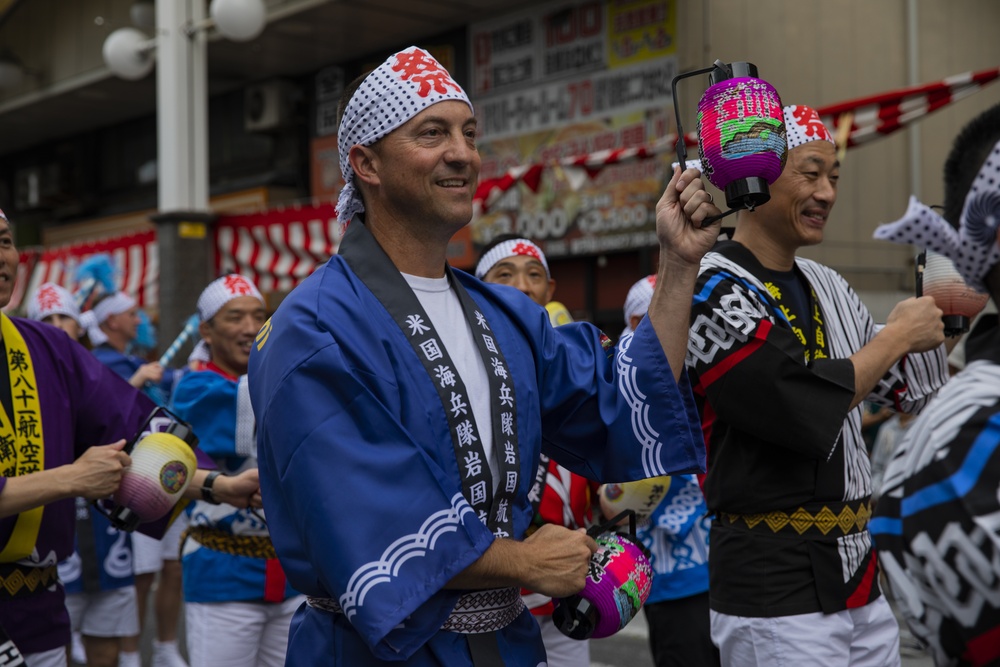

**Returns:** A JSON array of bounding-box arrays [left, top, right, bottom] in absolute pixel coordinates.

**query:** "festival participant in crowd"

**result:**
[[621, 275, 719, 667], [27, 283, 142, 667], [685, 105, 950, 666], [871, 102, 1000, 667], [475, 234, 598, 667], [86, 291, 188, 667], [248, 46, 719, 665], [172, 274, 302, 667], [0, 209, 261, 667], [84, 293, 176, 402]]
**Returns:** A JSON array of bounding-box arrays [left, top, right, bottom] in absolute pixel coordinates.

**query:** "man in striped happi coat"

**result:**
[[871, 103, 1000, 667], [685, 104, 951, 667]]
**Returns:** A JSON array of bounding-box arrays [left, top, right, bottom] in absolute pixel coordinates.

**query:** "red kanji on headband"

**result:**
[[223, 274, 254, 296], [512, 242, 541, 261], [37, 284, 63, 310], [784, 105, 834, 147], [391, 48, 462, 98]]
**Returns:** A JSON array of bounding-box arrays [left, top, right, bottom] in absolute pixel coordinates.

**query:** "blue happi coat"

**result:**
[[248, 245, 704, 665], [171, 367, 297, 604]]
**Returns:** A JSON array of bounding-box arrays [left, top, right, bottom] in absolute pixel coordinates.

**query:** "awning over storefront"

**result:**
[[214, 201, 340, 294], [8, 202, 341, 314], [12, 229, 158, 312]]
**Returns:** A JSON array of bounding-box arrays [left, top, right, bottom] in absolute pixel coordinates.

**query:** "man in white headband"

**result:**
[[474, 234, 554, 307], [27, 283, 82, 339], [474, 235, 595, 667], [87, 291, 174, 400], [685, 104, 951, 667], [0, 209, 262, 666], [871, 103, 1000, 666], [622, 274, 656, 337], [249, 45, 722, 665], [168, 274, 301, 666]]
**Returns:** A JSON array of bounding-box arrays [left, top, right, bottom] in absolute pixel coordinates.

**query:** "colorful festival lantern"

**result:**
[[672, 60, 786, 225], [553, 510, 654, 640], [101, 409, 200, 531]]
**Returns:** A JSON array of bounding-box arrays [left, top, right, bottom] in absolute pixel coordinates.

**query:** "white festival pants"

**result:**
[[185, 596, 304, 667], [710, 595, 901, 667]]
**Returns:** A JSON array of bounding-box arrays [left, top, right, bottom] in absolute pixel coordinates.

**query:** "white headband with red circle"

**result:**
[[475, 239, 550, 280]]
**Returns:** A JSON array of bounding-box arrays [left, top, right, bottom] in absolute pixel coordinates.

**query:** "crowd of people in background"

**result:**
[[0, 43, 998, 667]]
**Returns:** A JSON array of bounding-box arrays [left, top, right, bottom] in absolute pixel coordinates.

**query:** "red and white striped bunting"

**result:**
[[819, 66, 1000, 148], [214, 201, 341, 294], [10, 230, 158, 312]]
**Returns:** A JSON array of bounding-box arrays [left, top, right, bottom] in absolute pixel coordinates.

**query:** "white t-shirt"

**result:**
[[402, 273, 497, 487]]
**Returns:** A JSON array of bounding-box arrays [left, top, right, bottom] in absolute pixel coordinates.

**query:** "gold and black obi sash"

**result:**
[[0, 562, 57, 598], [717, 498, 873, 540], [182, 525, 277, 560]]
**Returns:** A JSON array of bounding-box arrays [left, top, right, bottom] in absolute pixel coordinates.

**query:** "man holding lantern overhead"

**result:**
[[248, 45, 720, 666], [684, 105, 951, 666], [0, 209, 263, 666], [870, 102, 1000, 667]]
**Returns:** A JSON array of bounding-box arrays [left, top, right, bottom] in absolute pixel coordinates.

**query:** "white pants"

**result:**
[[535, 613, 590, 667], [23, 647, 66, 667], [185, 596, 304, 667], [133, 515, 188, 574], [65, 586, 139, 637], [710, 596, 901, 667]]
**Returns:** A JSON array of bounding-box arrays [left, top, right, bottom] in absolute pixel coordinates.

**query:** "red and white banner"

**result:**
[[11, 202, 340, 314], [819, 66, 1000, 148], [14, 230, 158, 311], [214, 202, 340, 294], [473, 65, 1000, 211]]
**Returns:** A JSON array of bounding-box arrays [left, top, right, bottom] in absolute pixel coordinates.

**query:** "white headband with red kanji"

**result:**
[[197, 274, 264, 322], [27, 282, 81, 325], [475, 238, 550, 279], [337, 46, 473, 226], [783, 105, 835, 149]]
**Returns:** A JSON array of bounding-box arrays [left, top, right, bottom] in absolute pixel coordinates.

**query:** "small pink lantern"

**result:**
[[920, 249, 990, 336], [553, 510, 653, 640]]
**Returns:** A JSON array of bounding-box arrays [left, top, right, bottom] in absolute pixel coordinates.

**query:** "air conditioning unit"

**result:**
[[244, 80, 296, 133]]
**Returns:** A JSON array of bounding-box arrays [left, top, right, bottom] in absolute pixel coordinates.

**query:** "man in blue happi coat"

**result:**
[[248, 45, 722, 666]]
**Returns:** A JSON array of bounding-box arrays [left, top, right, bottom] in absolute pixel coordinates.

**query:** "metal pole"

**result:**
[[156, 0, 208, 212], [153, 0, 214, 361], [906, 0, 921, 200]]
